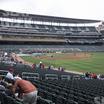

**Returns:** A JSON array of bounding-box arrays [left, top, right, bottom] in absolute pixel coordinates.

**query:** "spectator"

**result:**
[[85, 72, 90, 79], [5, 67, 14, 83], [58, 66, 61, 71], [97, 74, 101, 79], [89, 72, 92, 79], [91, 73, 97, 79], [12, 78, 38, 104], [39, 61, 42, 68], [61, 67, 65, 72], [31, 63, 36, 70], [40, 64, 45, 70], [6, 68, 14, 80], [48, 66, 51, 70]]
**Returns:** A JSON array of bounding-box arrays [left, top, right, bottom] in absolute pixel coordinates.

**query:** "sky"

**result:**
[[0, 0, 104, 21]]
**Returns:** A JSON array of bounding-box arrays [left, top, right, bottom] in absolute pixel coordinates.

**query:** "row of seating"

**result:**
[[29, 79, 104, 104], [0, 21, 98, 33], [0, 92, 55, 104], [0, 61, 77, 80], [0, 92, 22, 104], [0, 44, 104, 52]]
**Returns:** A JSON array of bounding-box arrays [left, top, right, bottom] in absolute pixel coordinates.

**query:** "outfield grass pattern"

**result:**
[[21, 52, 104, 74]]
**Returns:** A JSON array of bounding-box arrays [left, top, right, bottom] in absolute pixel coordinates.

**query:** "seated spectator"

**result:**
[[12, 78, 38, 104], [5, 67, 14, 83]]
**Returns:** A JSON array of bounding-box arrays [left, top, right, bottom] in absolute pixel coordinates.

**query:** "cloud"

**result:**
[[0, 0, 104, 20]]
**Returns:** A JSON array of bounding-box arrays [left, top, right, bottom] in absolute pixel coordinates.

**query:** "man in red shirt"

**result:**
[[13, 78, 38, 104]]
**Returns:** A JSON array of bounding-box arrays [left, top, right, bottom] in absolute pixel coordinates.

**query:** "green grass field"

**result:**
[[21, 52, 104, 74]]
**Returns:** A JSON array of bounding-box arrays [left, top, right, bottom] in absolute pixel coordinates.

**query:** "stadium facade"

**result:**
[[0, 9, 104, 52]]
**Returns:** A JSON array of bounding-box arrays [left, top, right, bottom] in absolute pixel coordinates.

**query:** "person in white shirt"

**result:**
[[5, 68, 14, 83]]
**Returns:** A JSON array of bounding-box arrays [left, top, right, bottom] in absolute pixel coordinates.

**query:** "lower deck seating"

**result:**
[[0, 92, 22, 104], [30, 79, 104, 104], [37, 96, 54, 104], [0, 92, 55, 104], [0, 62, 104, 104]]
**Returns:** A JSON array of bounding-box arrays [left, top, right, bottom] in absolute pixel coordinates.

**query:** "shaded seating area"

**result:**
[[30, 79, 104, 104]]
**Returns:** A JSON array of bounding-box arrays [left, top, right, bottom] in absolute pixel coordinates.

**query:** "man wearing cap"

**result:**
[[13, 78, 38, 104]]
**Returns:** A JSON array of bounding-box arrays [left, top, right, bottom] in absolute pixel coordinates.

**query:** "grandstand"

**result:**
[[0, 9, 104, 52], [0, 10, 103, 47]]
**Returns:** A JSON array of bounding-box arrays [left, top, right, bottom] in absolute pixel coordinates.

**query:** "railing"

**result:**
[[22, 72, 39, 80], [45, 74, 58, 80], [61, 75, 71, 80], [0, 70, 8, 77]]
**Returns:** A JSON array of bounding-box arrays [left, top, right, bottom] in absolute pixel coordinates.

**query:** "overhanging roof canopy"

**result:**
[[0, 9, 101, 24]]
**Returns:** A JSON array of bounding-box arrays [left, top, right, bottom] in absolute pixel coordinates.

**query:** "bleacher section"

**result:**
[[0, 21, 99, 35], [0, 44, 104, 52], [1, 62, 104, 104], [0, 9, 103, 45], [0, 22, 102, 39], [0, 62, 78, 104], [32, 79, 104, 104], [0, 91, 55, 104]]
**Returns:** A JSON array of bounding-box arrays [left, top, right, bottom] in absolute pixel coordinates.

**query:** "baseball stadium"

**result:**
[[0, 9, 104, 104]]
